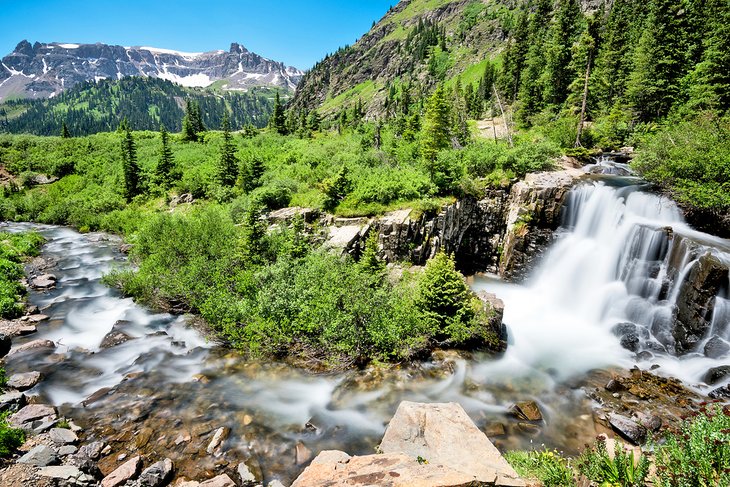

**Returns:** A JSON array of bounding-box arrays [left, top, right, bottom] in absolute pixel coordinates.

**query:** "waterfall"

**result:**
[[474, 173, 730, 389]]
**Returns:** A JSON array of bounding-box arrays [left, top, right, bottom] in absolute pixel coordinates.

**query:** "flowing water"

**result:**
[[2, 160, 729, 483]]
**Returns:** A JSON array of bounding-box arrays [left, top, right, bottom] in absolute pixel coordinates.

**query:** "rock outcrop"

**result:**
[[320, 168, 583, 278], [292, 401, 524, 486]]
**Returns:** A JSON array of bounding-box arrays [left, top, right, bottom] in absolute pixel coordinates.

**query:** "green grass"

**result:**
[[505, 449, 576, 487], [320, 80, 379, 114]]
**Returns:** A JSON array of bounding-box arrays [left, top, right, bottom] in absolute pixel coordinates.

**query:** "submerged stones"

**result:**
[[509, 401, 543, 422]]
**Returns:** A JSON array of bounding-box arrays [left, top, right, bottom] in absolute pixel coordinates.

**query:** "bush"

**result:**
[[0, 232, 45, 319], [653, 404, 730, 487], [0, 412, 25, 458]]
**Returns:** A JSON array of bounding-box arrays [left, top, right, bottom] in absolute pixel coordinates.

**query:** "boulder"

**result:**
[[49, 427, 79, 444], [38, 465, 96, 486], [7, 371, 43, 390], [102, 455, 142, 487], [292, 451, 492, 487], [709, 386, 730, 399], [9, 338, 55, 355], [704, 365, 730, 385], [137, 458, 174, 487], [704, 336, 730, 359], [608, 413, 647, 445], [58, 445, 78, 456], [32, 273, 57, 289], [198, 474, 235, 487], [100, 329, 134, 349], [17, 444, 58, 467], [509, 401, 543, 422], [296, 441, 313, 465], [379, 401, 524, 486], [9, 403, 56, 426], [0, 390, 26, 412], [37, 465, 95, 485], [673, 253, 728, 354]]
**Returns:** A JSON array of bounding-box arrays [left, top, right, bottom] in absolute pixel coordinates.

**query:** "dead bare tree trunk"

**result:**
[[575, 53, 593, 148], [493, 84, 513, 147]]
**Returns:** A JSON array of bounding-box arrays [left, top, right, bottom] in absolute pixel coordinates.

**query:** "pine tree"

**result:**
[[686, 0, 730, 112], [358, 232, 385, 280], [155, 124, 175, 188], [217, 112, 238, 187], [323, 165, 351, 211], [61, 121, 70, 138], [542, 0, 582, 107], [181, 100, 198, 142], [626, 0, 689, 120], [242, 156, 265, 193], [415, 252, 474, 338], [121, 128, 141, 202], [270, 92, 287, 135], [499, 7, 530, 100], [516, 0, 554, 123], [421, 84, 451, 162], [451, 79, 470, 146], [238, 203, 267, 265]]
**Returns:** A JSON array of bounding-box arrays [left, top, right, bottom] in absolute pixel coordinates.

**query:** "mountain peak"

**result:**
[[0, 41, 303, 101]]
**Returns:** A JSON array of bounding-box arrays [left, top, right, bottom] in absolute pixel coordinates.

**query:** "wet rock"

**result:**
[[119, 243, 134, 254], [0, 390, 26, 412], [636, 412, 662, 432], [673, 253, 728, 354], [137, 458, 174, 487], [76, 441, 106, 461], [25, 314, 50, 323], [206, 427, 229, 455], [704, 336, 730, 359], [37, 465, 95, 485], [34, 418, 60, 434], [709, 386, 730, 399], [100, 328, 134, 349], [174, 431, 191, 445], [135, 427, 154, 449], [516, 422, 541, 437], [704, 365, 730, 385], [18, 444, 59, 467], [32, 273, 57, 289], [605, 379, 625, 393], [101, 455, 142, 487], [10, 403, 56, 426], [608, 413, 647, 445], [484, 422, 506, 437], [237, 462, 258, 486], [49, 427, 79, 445], [510, 401, 543, 422], [0, 333, 11, 357], [296, 441, 313, 465], [58, 445, 78, 456], [268, 481, 286, 487], [7, 371, 43, 390], [199, 474, 235, 487], [9, 338, 56, 355], [379, 401, 524, 486]]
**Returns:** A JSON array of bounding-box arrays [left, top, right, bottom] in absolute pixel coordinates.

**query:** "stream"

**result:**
[[2, 161, 729, 484]]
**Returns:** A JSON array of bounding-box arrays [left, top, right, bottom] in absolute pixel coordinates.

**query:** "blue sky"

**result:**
[[0, 0, 395, 69]]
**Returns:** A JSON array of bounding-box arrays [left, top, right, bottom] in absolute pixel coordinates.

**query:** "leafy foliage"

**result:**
[[505, 449, 576, 487], [0, 231, 44, 319], [577, 438, 650, 487]]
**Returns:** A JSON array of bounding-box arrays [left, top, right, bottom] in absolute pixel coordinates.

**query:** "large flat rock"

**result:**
[[379, 402, 524, 486], [291, 450, 484, 487]]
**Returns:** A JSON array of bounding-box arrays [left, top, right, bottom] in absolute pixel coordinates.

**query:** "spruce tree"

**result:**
[[217, 112, 238, 187], [421, 84, 451, 163], [181, 100, 198, 142], [626, 0, 688, 120], [542, 0, 582, 107], [61, 121, 70, 138], [155, 124, 175, 188], [499, 7, 530, 100], [270, 92, 287, 135], [121, 128, 141, 202], [242, 156, 265, 193], [686, 0, 730, 112]]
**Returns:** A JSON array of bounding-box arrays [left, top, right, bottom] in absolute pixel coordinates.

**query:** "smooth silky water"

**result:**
[[2, 161, 728, 483]]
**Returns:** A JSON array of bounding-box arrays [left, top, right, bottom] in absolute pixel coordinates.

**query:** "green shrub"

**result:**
[[0, 412, 25, 458], [653, 404, 730, 487], [0, 232, 45, 319], [505, 449, 576, 487]]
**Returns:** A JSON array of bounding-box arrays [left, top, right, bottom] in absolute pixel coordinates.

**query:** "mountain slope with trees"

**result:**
[[0, 77, 276, 135]]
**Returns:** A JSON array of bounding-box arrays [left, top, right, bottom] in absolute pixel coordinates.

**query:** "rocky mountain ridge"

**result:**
[[0, 40, 303, 101]]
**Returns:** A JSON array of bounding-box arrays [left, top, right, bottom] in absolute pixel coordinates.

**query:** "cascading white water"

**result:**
[[474, 169, 730, 391]]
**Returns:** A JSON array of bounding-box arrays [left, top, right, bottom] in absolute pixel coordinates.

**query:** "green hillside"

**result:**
[[0, 77, 278, 136]]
